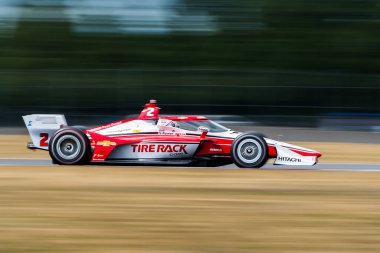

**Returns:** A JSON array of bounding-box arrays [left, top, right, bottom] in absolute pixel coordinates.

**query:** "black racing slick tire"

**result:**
[[231, 133, 268, 168], [49, 128, 91, 165]]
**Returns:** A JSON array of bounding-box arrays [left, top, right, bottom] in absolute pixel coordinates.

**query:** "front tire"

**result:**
[[49, 128, 91, 165], [231, 133, 268, 168]]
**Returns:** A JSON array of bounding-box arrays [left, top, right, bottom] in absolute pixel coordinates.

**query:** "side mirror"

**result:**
[[198, 126, 209, 133], [198, 127, 209, 139]]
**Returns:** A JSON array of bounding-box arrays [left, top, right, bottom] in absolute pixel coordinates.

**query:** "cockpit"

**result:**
[[157, 118, 229, 133]]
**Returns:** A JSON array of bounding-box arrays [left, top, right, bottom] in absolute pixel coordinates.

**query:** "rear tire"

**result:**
[[231, 133, 268, 168], [49, 128, 91, 165]]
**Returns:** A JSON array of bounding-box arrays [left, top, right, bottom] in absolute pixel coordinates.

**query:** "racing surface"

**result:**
[[1, 158, 380, 171]]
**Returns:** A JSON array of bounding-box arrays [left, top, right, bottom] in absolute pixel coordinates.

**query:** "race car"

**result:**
[[22, 100, 321, 168]]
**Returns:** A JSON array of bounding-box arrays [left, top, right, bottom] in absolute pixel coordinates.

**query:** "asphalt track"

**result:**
[[0, 158, 379, 171]]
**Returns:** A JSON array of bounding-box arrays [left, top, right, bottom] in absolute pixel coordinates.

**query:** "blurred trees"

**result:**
[[1, 0, 380, 125]]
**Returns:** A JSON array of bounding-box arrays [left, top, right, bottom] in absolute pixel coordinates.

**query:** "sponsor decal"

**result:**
[[97, 140, 117, 147], [91, 121, 123, 132], [210, 148, 223, 152], [107, 129, 131, 134], [35, 116, 57, 124], [158, 130, 186, 136], [277, 156, 301, 163], [131, 144, 188, 154], [28, 120, 32, 126]]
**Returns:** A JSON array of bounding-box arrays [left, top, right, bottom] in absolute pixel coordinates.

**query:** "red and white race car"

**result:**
[[23, 100, 321, 168]]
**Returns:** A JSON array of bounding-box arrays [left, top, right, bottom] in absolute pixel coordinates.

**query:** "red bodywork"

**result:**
[[83, 101, 320, 164]]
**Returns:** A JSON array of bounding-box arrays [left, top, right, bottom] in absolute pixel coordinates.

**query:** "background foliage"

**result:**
[[1, 0, 380, 126]]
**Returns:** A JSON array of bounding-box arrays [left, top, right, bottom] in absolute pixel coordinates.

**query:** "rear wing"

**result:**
[[22, 114, 67, 150]]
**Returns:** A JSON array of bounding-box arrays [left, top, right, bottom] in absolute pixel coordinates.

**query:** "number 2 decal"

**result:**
[[146, 107, 155, 117], [40, 133, 49, 147]]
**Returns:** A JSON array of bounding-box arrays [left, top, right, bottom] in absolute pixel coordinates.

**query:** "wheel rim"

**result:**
[[236, 138, 262, 164], [56, 135, 81, 160]]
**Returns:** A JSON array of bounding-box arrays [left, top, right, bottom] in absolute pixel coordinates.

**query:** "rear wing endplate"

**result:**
[[22, 114, 67, 150]]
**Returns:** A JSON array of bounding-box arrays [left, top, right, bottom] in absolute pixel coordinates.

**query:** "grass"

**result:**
[[0, 166, 379, 253], [1, 135, 380, 252]]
